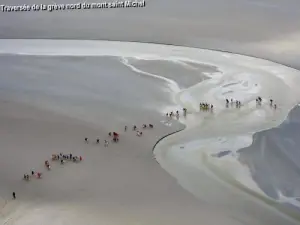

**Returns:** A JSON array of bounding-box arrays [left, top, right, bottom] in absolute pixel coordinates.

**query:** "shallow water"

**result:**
[[239, 105, 300, 207], [126, 58, 214, 89]]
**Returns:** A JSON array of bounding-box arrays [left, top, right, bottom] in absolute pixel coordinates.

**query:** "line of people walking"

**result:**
[[166, 108, 188, 119], [226, 98, 242, 108], [84, 123, 155, 148], [199, 102, 213, 112], [23, 153, 82, 182], [256, 96, 277, 109]]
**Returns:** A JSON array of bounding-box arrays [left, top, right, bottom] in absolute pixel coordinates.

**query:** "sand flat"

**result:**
[[0, 98, 245, 225], [0, 51, 256, 225], [1, 41, 300, 225], [0, 54, 239, 224]]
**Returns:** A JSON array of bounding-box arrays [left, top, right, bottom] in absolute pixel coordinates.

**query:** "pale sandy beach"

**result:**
[[0, 52, 228, 225], [0, 41, 300, 225], [0, 98, 201, 225]]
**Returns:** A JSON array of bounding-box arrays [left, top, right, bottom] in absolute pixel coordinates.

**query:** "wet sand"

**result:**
[[0, 93, 243, 225], [1, 41, 300, 225], [0, 55, 244, 225]]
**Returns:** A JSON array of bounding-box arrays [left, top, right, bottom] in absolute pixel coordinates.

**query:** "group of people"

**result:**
[[84, 132, 119, 148], [52, 153, 82, 163], [142, 124, 154, 129], [166, 111, 180, 118], [23, 153, 83, 181], [85, 137, 113, 145], [108, 132, 120, 142], [256, 96, 263, 106], [226, 98, 242, 108], [131, 124, 153, 136], [24, 154, 81, 181], [269, 99, 277, 109], [23, 170, 42, 181], [166, 108, 188, 119], [166, 96, 278, 120], [84, 123, 155, 148], [199, 102, 214, 111], [256, 97, 277, 109]]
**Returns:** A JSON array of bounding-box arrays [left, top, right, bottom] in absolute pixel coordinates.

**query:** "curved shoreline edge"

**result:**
[[152, 126, 185, 154], [3, 38, 299, 71]]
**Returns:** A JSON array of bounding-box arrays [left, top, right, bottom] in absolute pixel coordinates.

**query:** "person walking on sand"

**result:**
[[124, 126, 127, 131], [183, 108, 187, 116], [12, 192, 16, 199], [45, 160, 50, 170]]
